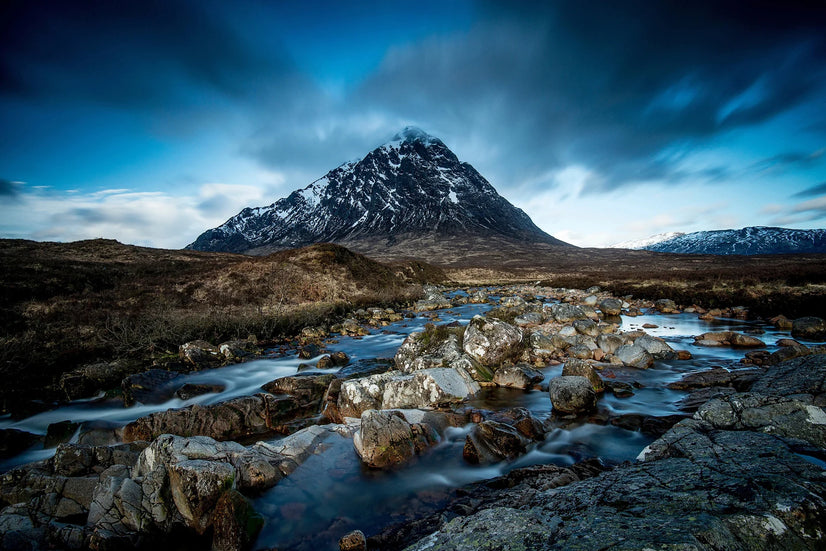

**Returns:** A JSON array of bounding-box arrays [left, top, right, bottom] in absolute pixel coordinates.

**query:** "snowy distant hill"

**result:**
[[611, 232, 685, 250], [612, 226, 826, 255], [187, 127, 568, 255]]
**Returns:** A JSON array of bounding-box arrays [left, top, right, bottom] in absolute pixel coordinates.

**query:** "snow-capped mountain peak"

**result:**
[[187, 128, 568, 254], [611, 232, 685, 250], [611, 226, 826, 255]]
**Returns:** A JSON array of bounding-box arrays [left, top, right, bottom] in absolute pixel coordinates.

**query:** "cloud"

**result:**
[[769, 195, 826, 226], [791, 181, 826, 198], [0, 182, 282, 249]]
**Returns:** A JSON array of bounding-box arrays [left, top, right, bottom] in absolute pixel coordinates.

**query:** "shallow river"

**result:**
[[0, 294, 802, 550]]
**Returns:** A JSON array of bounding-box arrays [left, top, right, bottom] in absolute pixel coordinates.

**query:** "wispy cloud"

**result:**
[[791, 181, 826, 198]]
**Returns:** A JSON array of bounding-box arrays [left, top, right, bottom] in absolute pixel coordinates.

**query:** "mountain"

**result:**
[[612, 226, 826, 255], [611, 232, 685, 250], [187, 127, 568, 257]]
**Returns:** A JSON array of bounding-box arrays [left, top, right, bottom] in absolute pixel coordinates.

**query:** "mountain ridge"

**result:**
[[187, 127, 569, 256], [612, 226, 826, 255]]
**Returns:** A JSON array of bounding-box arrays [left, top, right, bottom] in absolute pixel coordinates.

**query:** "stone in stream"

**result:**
[[596, 333, 625, 355], [561, 359, 603, 393], [613, 343, 654, 369], [463, 421, 529, 464], [654, 298, 679, 313], [548, 376, 597, 414], [462, 316, 524, 367], [211, 489, 265, 551], [634, 333, 676, 360], [791, 316, 826, 341], [381, 368, 481, 410], [545, 303, 589, 323], [339, 529, 367, 551], [598, 298, 622, 316], [667, 367, 761, 391], [492, 364, 544, 389], [175, 383, 225, 400], [693, 331, 765, 348], [121, 368, 185, 406], [353, 410, 437, 469]]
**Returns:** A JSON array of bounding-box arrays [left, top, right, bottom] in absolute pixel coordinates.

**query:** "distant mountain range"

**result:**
[[612, 226, 826, 255], [187, 127, 569, 255]]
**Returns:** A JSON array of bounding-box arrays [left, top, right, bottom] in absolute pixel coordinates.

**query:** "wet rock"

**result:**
[[0, 428, 40, 459], [254, 423, 357, 477], [792, 316, 826, 341], [339, 529, 367, 551], [548, 376, 597, 414], [596, 333, 625, 355], [605, 380, 635, 398], [44, 421, 80, 448], [382, 368, 481, 410], [174, 383, 225, 400], [353, 410, 436, 469], [492, 365, 544, 389], [667, 367, 761, 391], [179, 340, 223, 368], [168, 459, 236, 533], [694, 393, 826, 448], [121, 369, 184, 406], [561, 359, 603, 393], [634, 334, 675, 360], [394, 325, 463, 373], [694, 331, 765, 348], [337, 372, 399, 418], [298, 343, 322, 359], [770, 315, 794, 330], [218, 339, 259, 361], [597, 298, 622, 316], [211, 489, 264, 551], [262, 373, 335, 411], [318, 351, 350, 369], [58, 358, 141, 401], [462, 316, 523, 367], [545, 303, 588, 323], [654, 298, 679, 313], [766, 344, 811, 365], [463, 421, 529, 464], [123, 393, 308, 442], [613, 343, 654, 369]]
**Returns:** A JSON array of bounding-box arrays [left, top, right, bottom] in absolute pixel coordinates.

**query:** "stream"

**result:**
[[0, 291, 802, 550]]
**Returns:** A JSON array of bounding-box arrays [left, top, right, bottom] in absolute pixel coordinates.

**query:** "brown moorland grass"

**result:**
[[0, 239, 433, 412]]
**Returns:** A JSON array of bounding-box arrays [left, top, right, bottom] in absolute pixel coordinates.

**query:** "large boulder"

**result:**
[[463, 421, 529, 464], [598, 298, 622, 316], [545, 303, 588, 323], [548, 376, 597, 414], [463, 316, 523, 367], [382, 368, 481, 410], [394, 326, 463, 373], [353, 410, 437, 469], [337, 372, 398, 418], [561, 359, 603, 393], [694, 331, 765, 348], [613, 344, 654, 369], [792, 316, 826, 341], [168, 459, 236, 533], [634, 334, 676, 360], [492, 365, 544, 389]]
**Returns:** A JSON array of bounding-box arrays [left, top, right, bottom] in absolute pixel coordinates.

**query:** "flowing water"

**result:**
[[0, 295, 801, 550]]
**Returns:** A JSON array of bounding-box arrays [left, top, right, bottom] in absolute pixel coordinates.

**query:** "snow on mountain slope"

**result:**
[[614, 226, 826, 255], [187, 127, 568, 254], [611, 232, 685, 250]]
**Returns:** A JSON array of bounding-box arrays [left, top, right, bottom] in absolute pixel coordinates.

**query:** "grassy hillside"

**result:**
[[0, 239, 429, 413]]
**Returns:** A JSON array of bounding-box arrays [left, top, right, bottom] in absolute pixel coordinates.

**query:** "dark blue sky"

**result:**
[[1, 0, 825, 247]]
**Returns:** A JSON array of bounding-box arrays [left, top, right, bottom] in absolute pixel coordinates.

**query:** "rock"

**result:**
[[353, 410, 436, 468], [337, 372, 398, 418], [179, 340, 223, 368], [634, 334, 675, 360], [0, 428, 40, 459], [583, 295, 598, 306], [529, 331, 557, 355], [262, 373, 335, 410], [218, 339, 258, 361], [499, 295, 528, 309], [605, 380, 635, 398], [58, 358, 140, 401], [545, 303, 588, 323], [667, 367, 761, 391], [750, 353, 826, 403], [468, 291, 489, 304], [513, 312, 543, 327], [492, 365, 544, 389], [121, 369, 184, 406], [766, 344, 811, 365], [596, 334, 625, 355], [339, 529, 367, 551], [694, 393, 826, 448], [770, 315, 794, 330], [168, 459, 236, 533], [548, 376, 597, 414], [572, 319, 599, 337], [598, 298, 622, 316], [298, 343, 322, 359], [211, 489, 264, 551], [123, 393, 309, 442], [792, 316, 826, 341], [174, 383, 225, 400], [561, 359, 603, 393], [462, 316, 523, 367], [44, 421, 79, 448], [694, 331, 765, 348], [382, 368, 481, 410], [394, 325, 464, 373], [613, 344, 654, 369], [253, 424, 356, 477], [463, 421, 529, 464], [654, 298, 678, 313]]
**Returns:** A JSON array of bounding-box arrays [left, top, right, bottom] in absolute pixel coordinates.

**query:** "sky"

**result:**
[[1, 0, 825, 248]]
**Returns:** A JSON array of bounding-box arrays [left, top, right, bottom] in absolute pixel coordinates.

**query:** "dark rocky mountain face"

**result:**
[[187, 127, 568, 255]]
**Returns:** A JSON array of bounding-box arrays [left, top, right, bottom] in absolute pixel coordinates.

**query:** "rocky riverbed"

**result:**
[[1, 285, 825, 550]]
